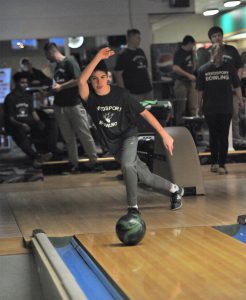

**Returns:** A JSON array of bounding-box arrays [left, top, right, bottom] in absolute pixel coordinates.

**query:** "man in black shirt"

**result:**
[[19, 57, 52, 87], [207, 26, 244, 144], [197, 43, 243, 174], [4, 72, 52, 167], [79, 47, 184, 215], [114, 29, 153, 102], [44, 42, 98, 173], [173, 35, 198, 125]]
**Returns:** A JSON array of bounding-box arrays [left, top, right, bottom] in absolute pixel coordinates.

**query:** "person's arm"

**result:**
[[235, 86, 244, 109], [52, 79, 78, 93], [115, 70, 125, 88], [197, 90, 203, 116], [173, 65, 196, 81], [32, 110, 41, 122], [140, 109, 174, 155], [237, 68, 243, 80], [79, 47, 115, 101]]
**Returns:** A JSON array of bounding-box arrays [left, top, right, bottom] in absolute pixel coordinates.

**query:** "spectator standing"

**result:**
[[197, 43, 243, 175], [43, 42, 99, 173], [19, 57, 53, 87], [207, 26, 244, 144], [114, 29, 153, 102], [173, 35, 198, 125]]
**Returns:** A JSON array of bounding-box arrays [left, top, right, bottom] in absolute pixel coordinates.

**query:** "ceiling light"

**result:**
[[203, 8, 219, 16], [224, 0, 241, 7], [68, 36, 84, 49]]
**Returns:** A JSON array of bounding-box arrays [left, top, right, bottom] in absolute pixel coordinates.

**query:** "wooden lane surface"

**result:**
[[2, 164, 246, 239], [0, 237, 29, 255], [76, 227, 246, 300]]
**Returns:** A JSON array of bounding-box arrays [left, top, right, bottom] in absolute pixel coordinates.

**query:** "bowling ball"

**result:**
[[116, 213, 146, 246]]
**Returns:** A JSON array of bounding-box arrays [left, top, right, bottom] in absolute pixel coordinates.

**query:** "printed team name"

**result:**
[[99, 120, 118, 128], [205, 71, 229, 81], [97, 106, 122, 112], [16, 103, 28, 108]]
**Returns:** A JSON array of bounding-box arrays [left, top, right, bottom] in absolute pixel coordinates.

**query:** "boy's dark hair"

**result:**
[[208, 26, 223, 40], [43, 42, 58, 52], [93, 60, 108, 74], [21, 58, 30, 65], [127, 29, 141, 38], [182, 35, 195, 45], [13, 72, 29, 84]]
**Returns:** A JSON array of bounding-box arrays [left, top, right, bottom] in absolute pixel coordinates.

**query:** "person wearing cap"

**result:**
[[173, 35, 198, 125], [19, 57, 52, 87], [207, 26, 244, 145]]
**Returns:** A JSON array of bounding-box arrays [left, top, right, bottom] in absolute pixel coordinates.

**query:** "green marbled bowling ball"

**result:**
[[116, 213, 146, 246]]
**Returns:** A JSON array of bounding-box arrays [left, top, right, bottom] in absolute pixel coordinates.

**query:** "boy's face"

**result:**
[[45, 49, 56, 63], [90, 70, 109, 95], [186, 42, 195, 51], [210, 32, 223, 45], [128, 34, 141, 48], [17, 78, 28, 90]]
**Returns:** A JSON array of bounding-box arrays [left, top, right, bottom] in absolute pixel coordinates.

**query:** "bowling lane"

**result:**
[[76, 227, 246, 300]]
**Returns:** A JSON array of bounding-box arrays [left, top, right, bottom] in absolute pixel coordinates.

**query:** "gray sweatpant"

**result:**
[[54, 104, 98, 167], [115, 136, 173, 206]]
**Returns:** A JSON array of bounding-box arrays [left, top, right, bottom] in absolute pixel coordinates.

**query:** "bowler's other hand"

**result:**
[[97, 47, 115, 60], [239, 99, 244, 109], [162, 133, 174, 156], [52, 83, 62, 93], [188, 74, 196, 81]]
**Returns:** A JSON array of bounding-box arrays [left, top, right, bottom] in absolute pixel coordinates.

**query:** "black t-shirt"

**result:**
[[84, 86, 145, 154], [54, 57, 81, 107], [222, 44, 243, 70], [114, 48, 152, 94], [4, 89, 34, 130], [204, 44, 243, 70], [197, 61, 240, 115], [173, 47, 195, 81], [27, 68, 53, 87]]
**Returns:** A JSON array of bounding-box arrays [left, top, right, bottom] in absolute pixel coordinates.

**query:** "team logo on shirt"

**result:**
[[205, 71, 229, 81], [99, 112, 117, 128], [97, 105, 121, 128], [16, 103, 29, 118]]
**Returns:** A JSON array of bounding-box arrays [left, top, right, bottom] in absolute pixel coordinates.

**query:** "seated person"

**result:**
[[19, 57, 53, 87], [4, 72, 53, 167]]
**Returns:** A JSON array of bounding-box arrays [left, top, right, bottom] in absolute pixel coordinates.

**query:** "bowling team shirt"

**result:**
[[4, 89, 34, 130], [84, 86, 145, 154], [197, 61, 240, 115], [114, 48, 152, 94], [53, 57, 81, 107], [206, 44, 243, 71], [173, 47, 196, 82]]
